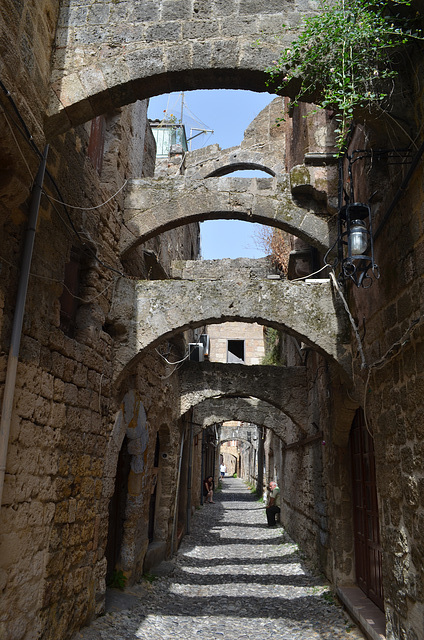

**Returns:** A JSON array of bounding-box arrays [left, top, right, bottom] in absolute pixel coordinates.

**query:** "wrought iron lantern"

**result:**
[[337, 202, 380, 288]]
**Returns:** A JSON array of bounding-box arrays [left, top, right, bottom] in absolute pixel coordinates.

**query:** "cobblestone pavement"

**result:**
[[72, 478, 365, 640]]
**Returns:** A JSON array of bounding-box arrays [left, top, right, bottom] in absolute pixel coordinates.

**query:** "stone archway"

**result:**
[[192, 395, 304, 443], [180, 361, 308, 430], [108, 269, 351, 387], [206, 163, 276, 177], [121, 175, 334, 256], [104, 390, 179, 580], [47, 2, 321, 136], [103, 390, 150, 582]]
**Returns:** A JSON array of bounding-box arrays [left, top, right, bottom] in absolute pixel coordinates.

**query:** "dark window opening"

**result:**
[[59, 246, 82, 338], [227, 339, 245, 363]]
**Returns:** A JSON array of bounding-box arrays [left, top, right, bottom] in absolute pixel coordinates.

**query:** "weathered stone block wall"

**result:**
[[265, 348, 337, 580], [345, 98, 424, 638], [0, 0, 59, 148], [48, 0, 319, 135], [114, 356, 187, 582], [0, 108, 131, 638], [276, 51, 424, 639], [0, 92, 200, 640]]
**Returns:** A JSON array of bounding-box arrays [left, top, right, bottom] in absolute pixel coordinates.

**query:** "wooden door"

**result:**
[[350, 408, 384, 611]]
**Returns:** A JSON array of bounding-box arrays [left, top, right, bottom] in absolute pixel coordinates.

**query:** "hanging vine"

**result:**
[[265, 0, 423, 150]]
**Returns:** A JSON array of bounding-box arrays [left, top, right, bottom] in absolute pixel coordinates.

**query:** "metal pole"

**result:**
[[0, 145, 49, 509]]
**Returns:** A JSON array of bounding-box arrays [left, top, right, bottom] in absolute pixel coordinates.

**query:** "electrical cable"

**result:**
[[155, 347, 190, 366], [45, 179, 128, 211], [329, 270, 367, 370], [159, 361, 187, 380], [0, 78, 126, 278], [0, 78, 42, 159], [289, 264, 331, 282], [363, 316, 422, 435], [42, 172, 126, 277], [42, 189, 126, 278], [0, 254, 117, 304], [1, 108, 34, 184]]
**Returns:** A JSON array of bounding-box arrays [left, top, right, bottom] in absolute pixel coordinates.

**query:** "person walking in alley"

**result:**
[[220, 463, 227, 478], [266, 480, 280, 527], [203, 476, 215, 503]]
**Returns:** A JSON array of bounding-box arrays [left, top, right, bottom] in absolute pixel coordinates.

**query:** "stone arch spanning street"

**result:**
[[193, 396, 304, 442], [180, 362, 308, 430], [108, 267, 351, 387], [206, 162, 275, 177], [121, 175, 334, 257], [47, 1, 319, 136], [183, 98, 288, 180]]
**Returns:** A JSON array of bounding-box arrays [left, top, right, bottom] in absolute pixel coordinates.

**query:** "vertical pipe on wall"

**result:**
[[0, 145, 49, 509]]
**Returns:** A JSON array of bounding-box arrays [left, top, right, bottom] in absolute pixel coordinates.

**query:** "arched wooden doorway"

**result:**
[[350, 408, 384, 610]]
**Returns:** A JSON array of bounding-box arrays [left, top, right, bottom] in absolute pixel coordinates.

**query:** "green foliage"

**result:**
[[247, 484, 263, 500], [321, 589, 336, 604], [107, 570, 127, 590], [163, 112, 181, 126], [265, 0, 423, 150], [233, 472, 237, 478], [143, 571, 157, 584], [262, 327, 284, 366]]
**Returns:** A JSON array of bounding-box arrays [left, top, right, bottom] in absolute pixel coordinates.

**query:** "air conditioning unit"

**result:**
[[199, 334, 210, 357], [189, 343, 204, 362]]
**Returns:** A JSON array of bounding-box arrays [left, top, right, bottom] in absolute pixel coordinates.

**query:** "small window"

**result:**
[[227, 339, 245, 363]]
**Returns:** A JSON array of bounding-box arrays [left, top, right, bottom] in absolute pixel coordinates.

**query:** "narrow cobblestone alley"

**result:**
[[72, 478, 365, 640]]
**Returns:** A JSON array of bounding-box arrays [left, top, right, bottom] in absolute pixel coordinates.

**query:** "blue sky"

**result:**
[[148, 90, 275, 259]]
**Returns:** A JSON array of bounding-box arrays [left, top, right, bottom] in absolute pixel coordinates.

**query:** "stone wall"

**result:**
[[345, 113, 424, 638], [121, 174, 334, 256], [261, 348, 337, 582], [267, 74, 424, 640], [2, 1, 424, 638], [0, 70, 200, 640], [47, 0, 320, 135]]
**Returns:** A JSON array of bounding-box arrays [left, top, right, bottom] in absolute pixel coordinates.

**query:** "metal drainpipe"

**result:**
[[0, 145, 49, 509], [186, 421, 194, 535], [171, 428, 185, 554]]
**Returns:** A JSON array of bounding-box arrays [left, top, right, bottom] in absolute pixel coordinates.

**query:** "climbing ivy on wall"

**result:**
[[265, 0, 423, 150]]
